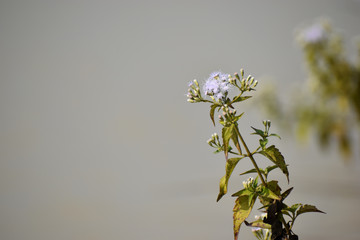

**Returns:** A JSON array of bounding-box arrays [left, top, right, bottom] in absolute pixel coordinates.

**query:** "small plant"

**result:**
[[186, 70, 324, 240], [259, 19, 360, 160]]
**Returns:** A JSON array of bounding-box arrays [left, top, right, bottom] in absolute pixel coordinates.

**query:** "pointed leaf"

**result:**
[[231, 188, 253, 197], [260, 145, 289, 182], [210, 104, 218, 126], [269, 133, 281, 139], [222, 124, 236, 160], [251, 126, 265, 138], [264, 165, 279, 176], [281, 187, 294, 200], [232, 95, 252, 104], [281, 209, 293, 218], [217, 157, 243, 201], [233, 112, 245, 122], [285, 203, 301, 214], [258, 180, 281, 206], [233, 195, 256, 240], [244, 220, 272, 229], [296, 204, 325, 216], [240, 168, 263, 176], [258, 186, 281, 201]]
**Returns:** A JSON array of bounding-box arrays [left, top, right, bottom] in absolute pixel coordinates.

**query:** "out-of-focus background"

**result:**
[[1, 1, 360, 239]]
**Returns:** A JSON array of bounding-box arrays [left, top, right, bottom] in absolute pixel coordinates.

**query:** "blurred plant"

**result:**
[[186, 70, 324, 240], [258, 19, 360, 160]]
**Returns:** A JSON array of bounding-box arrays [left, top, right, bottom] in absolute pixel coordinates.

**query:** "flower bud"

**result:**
[[234, 72, 240, 80], [249, 77, 254, 85], [240, 68, 244, 77], [193, 79, 199, 87]]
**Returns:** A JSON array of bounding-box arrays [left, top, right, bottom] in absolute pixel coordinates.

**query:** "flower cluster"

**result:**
[[203, 71, 231, 102], [300, 23, 328, 44], [237, 72, 258, 92], [187, 79, 201, 103], [252, 214, 271, 240], [242, 177, 257, 190]]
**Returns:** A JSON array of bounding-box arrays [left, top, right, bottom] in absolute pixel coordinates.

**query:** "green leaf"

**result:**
[[231, 188, 253, 197], [233, 195, 256, 240], [281, 187, 294, 200], [258, 186, 281, 201], [251, 127, 265, 138], [222, 124, 236, 159], [269, 133, 281, 139], [296, 204, 325, 216], [260, 145, 289, 182], [232, 95, 252, 104], [281, 209, 293, 218], [210, 104, 218, 126], [233, 112, 245, 122], [239, 168, 263, 176], [258, 180, 281, 206], [244, 220, 272, 229], [285, 203, 301, 214], [217, 157, 243, 201], [264, 165, 279, 176]]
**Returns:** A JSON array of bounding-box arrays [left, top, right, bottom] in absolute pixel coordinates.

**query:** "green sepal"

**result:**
[[260, 145, 289, 182], [217, 157, 244, 202], [233, 195, 256, 240]]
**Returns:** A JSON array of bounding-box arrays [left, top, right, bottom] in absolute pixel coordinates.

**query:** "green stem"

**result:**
[[234, 124, 267, 187], [280, 214, 291, 239]]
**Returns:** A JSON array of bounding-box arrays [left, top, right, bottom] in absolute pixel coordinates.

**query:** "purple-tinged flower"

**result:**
[[203, 71, 230, 101], [303, 24, 327, 43]]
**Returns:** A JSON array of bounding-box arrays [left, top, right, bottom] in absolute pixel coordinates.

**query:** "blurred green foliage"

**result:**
[[259, 19, 360, 160]]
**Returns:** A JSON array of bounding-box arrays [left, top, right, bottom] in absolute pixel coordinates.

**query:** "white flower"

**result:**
[[203, 71, 231, 101]]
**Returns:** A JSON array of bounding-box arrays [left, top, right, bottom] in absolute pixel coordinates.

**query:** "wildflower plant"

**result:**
[[259, 19, 360, 160], [187, 70, 324, 240]]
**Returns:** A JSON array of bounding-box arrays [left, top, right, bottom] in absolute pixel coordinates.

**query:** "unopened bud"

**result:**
[[247, 75, 252, 81], [193, 79, 199, 87], [234, 72, 240, 80], [249, 77, 254, 85], [253, 80, 258, 87], [240, 68, 244, 77]]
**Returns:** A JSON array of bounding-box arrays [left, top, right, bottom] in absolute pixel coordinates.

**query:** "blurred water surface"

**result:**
[[0, 1, 360, 239]]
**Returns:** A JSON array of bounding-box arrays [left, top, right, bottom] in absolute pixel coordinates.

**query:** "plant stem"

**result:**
[[234, 124, 267, 187], [280, 214, 291, 239]]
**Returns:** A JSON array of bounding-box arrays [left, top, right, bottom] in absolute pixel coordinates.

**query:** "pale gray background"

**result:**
[[1, 1, 360, 240]]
